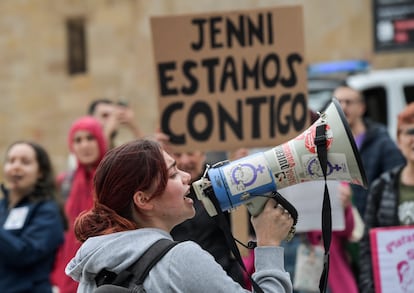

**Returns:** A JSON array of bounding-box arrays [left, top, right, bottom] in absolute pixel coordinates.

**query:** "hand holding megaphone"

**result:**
[[252, 197, 296, 246]]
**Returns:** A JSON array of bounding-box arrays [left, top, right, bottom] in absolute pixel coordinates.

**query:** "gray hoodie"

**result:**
[[66, 228, 292, 293]]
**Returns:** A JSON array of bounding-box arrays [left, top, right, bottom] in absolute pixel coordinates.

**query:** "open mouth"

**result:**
[[11, 175, 24, 182], [184, 188, 191, 198], [184, 188, 194, 205]]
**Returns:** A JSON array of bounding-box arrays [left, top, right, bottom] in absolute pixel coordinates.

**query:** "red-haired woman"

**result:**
[[65, 139, 294, 293]]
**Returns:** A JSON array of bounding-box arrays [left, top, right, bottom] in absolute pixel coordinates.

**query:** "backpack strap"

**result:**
[[95, 238, 178, 288], [129, 238, 178, 285]]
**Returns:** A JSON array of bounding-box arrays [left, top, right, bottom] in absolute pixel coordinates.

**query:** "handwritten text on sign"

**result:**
[[151, 6, 308, 151]]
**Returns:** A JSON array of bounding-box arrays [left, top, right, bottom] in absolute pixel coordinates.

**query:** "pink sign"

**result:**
[[370, 226, 414, 293]]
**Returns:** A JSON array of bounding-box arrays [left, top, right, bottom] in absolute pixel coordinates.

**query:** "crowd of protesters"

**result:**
[[1, 87, 413, 292]]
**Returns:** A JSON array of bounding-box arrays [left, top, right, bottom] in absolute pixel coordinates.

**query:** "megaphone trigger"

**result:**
[[271, 191, 298, 241], [271, 191, 298, 226]]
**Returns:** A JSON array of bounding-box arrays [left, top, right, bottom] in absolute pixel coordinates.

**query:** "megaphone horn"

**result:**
[[192, 98, 368, 218]]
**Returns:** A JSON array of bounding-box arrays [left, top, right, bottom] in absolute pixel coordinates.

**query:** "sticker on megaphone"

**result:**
[[192, 153, 276, 212]]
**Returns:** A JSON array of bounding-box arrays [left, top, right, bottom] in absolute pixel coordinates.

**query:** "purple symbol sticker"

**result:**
[[307, 157, 342, 177], [231, 163, 265, 191]]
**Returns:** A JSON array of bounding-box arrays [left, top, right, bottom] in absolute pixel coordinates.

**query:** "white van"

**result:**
[[347, 68, 414, 140], [308, 63, 414, 140]]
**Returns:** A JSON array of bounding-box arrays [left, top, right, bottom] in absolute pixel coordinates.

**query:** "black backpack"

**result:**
[[94, 239, 178, 293]]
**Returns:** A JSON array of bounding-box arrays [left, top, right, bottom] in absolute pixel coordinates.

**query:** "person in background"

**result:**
[[66, 139, 294, 293], [333, 84, 405, 281], [67, 98, 143, 171], [51, 116, 108, 293], [0, 141, 65, 292], [88, 98, 143, 149], [333, 84, 405, 217], [359, 102, 414, 293]]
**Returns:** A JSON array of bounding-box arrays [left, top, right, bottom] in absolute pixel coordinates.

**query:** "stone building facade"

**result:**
[[1, 0, 413, 177]]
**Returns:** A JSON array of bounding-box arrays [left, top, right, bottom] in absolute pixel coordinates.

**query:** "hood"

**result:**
[[66, 228, 172, 283]]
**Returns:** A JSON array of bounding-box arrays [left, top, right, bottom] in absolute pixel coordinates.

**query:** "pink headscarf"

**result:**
[[65, 115, 108, 220], [68, 116, 107, 167]]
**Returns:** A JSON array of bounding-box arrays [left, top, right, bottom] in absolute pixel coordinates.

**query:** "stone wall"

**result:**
[[0, 0, 413, 178]]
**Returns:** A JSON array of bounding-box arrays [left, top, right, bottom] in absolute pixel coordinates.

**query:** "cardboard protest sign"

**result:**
[[150, 6, 308, 152], [370, 226, 414, 293]]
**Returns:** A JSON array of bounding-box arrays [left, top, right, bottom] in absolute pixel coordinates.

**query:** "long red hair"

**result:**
[[74, 139, 168, 242]]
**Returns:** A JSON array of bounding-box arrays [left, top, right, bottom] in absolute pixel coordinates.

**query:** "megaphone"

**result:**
[[192, 98, 368, 218]]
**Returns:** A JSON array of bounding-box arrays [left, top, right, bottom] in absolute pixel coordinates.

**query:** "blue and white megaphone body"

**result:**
[[192, 98, 368, 219]]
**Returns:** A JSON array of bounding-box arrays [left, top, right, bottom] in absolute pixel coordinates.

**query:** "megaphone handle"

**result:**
[[245, 192, 298, 241], [245, 196, 270, 216], [272, 192, 298, 225]]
